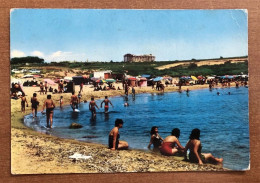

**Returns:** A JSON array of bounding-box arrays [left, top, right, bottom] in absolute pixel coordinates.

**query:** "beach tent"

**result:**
[[138, 77, 147, 87], [44, 79, 56, 85], [64, 76, 73, 81], [127, 77, 137, 87]]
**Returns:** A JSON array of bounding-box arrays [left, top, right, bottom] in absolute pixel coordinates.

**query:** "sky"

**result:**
[[10, 9, 248, 62]]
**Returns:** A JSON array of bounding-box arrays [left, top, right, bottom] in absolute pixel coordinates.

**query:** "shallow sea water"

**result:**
[[24, 86, 249, 170]]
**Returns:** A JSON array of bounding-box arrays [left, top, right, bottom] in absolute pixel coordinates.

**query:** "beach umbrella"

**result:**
[[106, 78, 116, 83], [44, 79, 56, 85], [91, 77, 99, 81], [191, 76, 198, 81], [153, 77, 163, 82], [96, 79, 106, 83]]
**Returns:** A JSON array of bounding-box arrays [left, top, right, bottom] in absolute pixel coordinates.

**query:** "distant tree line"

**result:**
[[11, 56, 44, 64]]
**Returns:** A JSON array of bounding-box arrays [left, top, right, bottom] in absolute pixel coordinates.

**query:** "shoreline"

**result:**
[[11, 84, 229, 174]]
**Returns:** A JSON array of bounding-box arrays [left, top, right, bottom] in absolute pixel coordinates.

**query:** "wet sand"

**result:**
[[11, 83, 227, 174]]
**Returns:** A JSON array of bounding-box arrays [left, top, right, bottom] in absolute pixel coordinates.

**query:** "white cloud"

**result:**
[[45, 51, 86, 62], [31, 51, 44, 58], [11, 50, 26, 58]]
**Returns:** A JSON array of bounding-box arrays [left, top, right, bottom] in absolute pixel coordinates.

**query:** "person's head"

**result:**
[[91, 97, 94, 100], [150, 126, 158, 135], [45, 81, 47, 83], [105, 96, 108, 99], [189, 128, 200, 140], [33, 93, 37, 97], [22, 93, 25, 97], [115, 119, 124, 128], [72, 92, 75, 95], [40, 82, 42, 84], [171, 128, 180, 138], [47, 95, 51, 99], [60, 96, 63, 99]]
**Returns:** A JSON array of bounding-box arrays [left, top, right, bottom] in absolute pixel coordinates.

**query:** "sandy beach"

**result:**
[[11, 83, 227, 174]]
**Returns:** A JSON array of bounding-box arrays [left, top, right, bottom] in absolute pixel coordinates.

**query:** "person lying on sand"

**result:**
[[108, 119, 128, 150], [184, 128, 223, 165]]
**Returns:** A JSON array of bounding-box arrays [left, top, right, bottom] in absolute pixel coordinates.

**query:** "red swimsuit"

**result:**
[[160, 142, 175, 156]]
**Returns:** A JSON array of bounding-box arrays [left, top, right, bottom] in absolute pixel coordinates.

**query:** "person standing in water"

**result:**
[[70, 92, 79, 111], [89, 97, 99, 118], [31, 93, 39, 118], [100, 96, 113, 113], [59, 96, 63, 108], [148, 126, 164, 151], [132, 86, 135, 97], [108, 119, 128, 150], [184, 128, 223, 165], [42, 95, 55, 128]]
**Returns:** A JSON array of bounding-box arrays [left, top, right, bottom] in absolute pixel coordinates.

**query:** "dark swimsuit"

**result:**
[[108, 134, 120, 149], [31, 98, 38, 109], [189, 145, 206, 163], [46, 107, 54, 114], [153, 136, 162, 149]]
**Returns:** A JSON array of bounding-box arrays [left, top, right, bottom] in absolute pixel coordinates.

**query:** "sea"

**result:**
[[24, 86, 249, 170]]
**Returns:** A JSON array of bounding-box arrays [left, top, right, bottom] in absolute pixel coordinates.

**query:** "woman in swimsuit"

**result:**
[[148, 126, 163, 151], [108, 119, 128, 150], [31, 93, 39, 118], [160, 128, 185, 156], [184, 128, 223, 165]]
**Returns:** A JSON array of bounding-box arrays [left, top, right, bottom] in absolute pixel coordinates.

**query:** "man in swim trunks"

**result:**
[[42, 95, 55, 128], [21, 93, 28, 113], [89, 97, 99, 118], [100, 96, 113, 113], [70, 92, 79, 112]]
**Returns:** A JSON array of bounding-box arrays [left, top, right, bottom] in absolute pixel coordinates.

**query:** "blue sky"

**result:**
[[10, 9, 248, 62]]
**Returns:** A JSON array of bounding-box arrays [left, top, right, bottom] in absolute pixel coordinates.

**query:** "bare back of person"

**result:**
[[71, 95, 78, 103]]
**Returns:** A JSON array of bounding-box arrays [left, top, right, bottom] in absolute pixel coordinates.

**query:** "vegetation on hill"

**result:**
[[11, 57, 248, 77], [11, 56, 44, 64]]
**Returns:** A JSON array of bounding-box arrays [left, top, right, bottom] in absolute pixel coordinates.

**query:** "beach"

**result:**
[[11, 83, 227, 174]]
